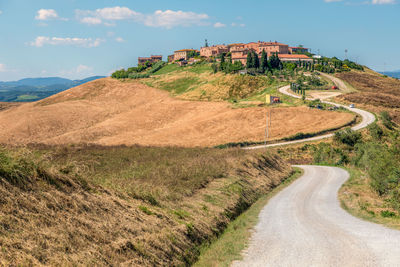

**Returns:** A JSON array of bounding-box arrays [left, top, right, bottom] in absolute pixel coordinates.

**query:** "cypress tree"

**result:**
[[253, 51, 260, 69], [246, 52, 253, 68], [260, 50, 269, 73]]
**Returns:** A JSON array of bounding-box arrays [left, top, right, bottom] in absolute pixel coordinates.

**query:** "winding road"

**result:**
[[233, 75, 400, 266], [233, 166, 400, 266], [245, 74, 375, 149]]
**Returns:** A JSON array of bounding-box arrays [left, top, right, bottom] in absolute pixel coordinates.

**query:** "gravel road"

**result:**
[[233, 166, 400, 267], [245, 76, 375, 149]]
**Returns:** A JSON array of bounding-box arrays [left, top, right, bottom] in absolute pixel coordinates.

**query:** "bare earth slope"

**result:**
[[0, 78, 354, 147]]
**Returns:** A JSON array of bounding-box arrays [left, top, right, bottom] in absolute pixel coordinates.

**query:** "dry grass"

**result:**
[[0, 102, 20, 111], [145, 68, 277, 101], [336, 69, 400, 123], [339, 167, 400, 230], [0, 78, 354, 147], [0, 145, 292, 266]]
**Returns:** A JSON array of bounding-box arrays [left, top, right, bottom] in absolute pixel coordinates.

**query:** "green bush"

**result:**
[[381, 111, 394, 130], [148, 61, 166, 74], [380, 210, 396, 218], [333, 128, 362, 147], [128, 73, 150, 79], [368, 123, 384, 140]]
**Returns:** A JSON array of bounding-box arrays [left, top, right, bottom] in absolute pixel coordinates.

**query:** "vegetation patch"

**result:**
[[0, 144, 291, 266], [194, 168, 304, 267]]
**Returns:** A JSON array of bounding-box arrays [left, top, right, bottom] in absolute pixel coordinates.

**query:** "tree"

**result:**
[[246, 52, 253, 69], [220, 53, 225, 64], [260, 50, 269, 73], [253, 51, 260, 69], [269, 53, 281, 69]]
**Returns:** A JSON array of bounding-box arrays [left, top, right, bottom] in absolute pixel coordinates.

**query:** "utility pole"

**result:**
[[345, 49, 348, 60], [265, 110, 268, 146], [264, 109, 271, 146]]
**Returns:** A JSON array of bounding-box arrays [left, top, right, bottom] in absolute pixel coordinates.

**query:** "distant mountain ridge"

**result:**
[[0, 76, 106, 102], [381, 71, 400, 79]]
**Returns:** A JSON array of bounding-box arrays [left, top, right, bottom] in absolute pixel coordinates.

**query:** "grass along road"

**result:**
[[194, 168, 304, 267]]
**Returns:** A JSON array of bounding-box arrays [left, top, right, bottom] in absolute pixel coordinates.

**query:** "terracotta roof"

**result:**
[[278, 54, 311, 59], [260, 42, 288, 47], [228, 43, 245, 47], [290, 47, 309, 50], [174, 49, 196, 52]]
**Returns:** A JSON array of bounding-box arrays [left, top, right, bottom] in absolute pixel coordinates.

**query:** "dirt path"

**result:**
[[245, 81, 375, 149], [233, 166, 400, 266]]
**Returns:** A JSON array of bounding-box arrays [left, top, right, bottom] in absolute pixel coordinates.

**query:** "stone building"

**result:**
[[200, 45, 229, 58], [138, 55, 162, 65], [173, 49, 197, 61]]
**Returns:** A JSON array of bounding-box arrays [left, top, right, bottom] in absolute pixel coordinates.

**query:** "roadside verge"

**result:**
[[194, 167, 304, 267]]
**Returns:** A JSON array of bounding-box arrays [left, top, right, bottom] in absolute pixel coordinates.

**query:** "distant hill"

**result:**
[[381, 71, 400, 79], [0, 76, 106, 102]]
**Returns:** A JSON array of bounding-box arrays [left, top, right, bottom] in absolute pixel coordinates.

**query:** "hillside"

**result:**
[[336, 68, 400, 123], [0, 144, 292, 266], [0, 76, 105, 102], [0, 77, 354, 147]]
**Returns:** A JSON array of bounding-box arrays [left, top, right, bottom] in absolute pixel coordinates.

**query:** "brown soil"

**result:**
[[336, 70, 400, 123], [0, 78, 354, 147]]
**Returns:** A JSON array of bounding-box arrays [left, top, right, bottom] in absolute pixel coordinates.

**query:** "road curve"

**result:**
[[244, 81, 375, 149], [233, 166, 400, 267]]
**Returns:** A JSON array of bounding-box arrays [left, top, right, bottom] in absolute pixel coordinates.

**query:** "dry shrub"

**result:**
[[0, 145, 291, 266]]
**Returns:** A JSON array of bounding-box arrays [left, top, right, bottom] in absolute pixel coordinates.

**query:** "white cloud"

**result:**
[[76, 6, 138, 25], [231, 22, 245, 27], [0, 10, 3, 15], [142, 10, 209, 28], [0, 64, 6, 72], [30, 36, 103, 48], [324, 0, 343, 2], [372, 0, 395, 4], [115, 37, 125, 42], [214, 22, 226, 28], [76, 7, 210, 28], [80, 17, 102, 25], [35, 9, 66, 21], [58, 64, 94, 79], [76, 64, 93, 73]]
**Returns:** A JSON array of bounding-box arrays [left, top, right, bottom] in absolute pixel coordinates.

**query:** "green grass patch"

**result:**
[[16, 94, 39, 101], [153, 63, 181, 75], [194, 168, 304, 267], [339, 166, 400, 231], [186, 64, 213, 74], [158, 77, 200, 94]]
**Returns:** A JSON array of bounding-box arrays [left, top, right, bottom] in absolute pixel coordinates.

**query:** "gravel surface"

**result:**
[[245, 77, 375, 149], [233, 166, 400, 267]]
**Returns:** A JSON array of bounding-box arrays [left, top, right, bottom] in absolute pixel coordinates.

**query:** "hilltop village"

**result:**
[[139, 40, 314, 66]]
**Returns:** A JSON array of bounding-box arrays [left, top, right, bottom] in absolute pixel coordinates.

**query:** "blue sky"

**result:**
[[0, 0, 399, 81]]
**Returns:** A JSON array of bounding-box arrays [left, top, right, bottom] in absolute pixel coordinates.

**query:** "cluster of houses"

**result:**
[[138, 41, 313, 66]]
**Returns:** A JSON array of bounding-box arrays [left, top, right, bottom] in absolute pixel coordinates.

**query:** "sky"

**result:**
[[0, 0, 399, 81]]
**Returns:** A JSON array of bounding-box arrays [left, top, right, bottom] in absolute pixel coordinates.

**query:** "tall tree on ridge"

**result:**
[[260, 50, 269, 73]]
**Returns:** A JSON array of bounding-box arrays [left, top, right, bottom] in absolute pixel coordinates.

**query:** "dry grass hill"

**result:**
[[0, 145, 292, 266], [0, 77, 354, 147], [336, 69, 400, 124]]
